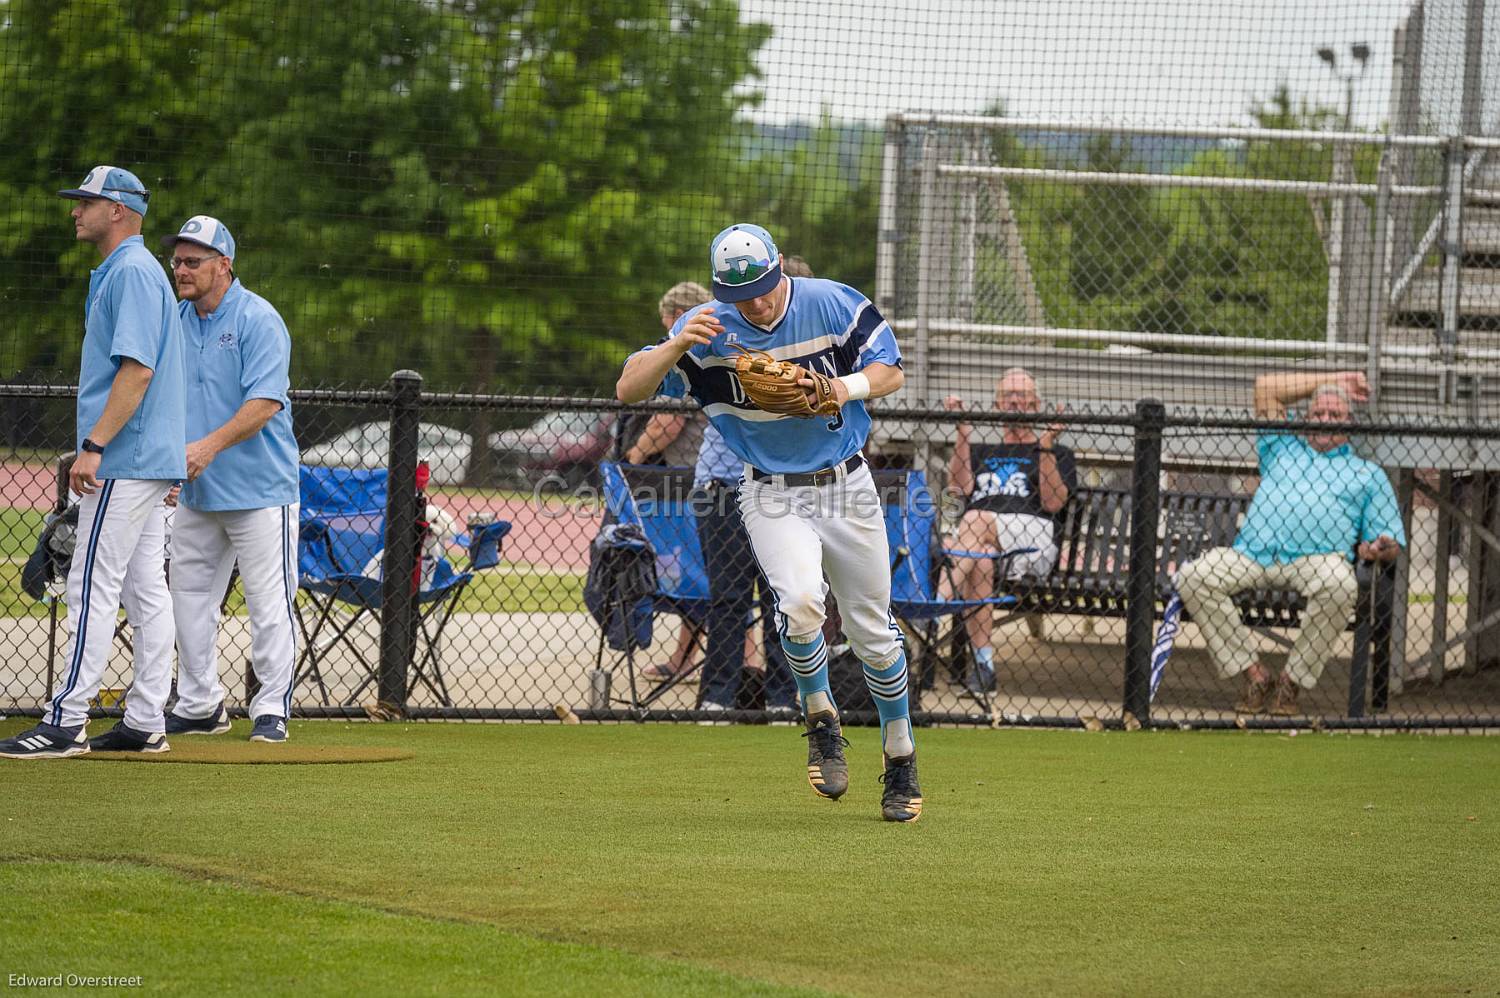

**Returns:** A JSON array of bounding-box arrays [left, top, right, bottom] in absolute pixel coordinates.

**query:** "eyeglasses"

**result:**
[[170, 254, 220, 270], [102, 186, 151, 202]]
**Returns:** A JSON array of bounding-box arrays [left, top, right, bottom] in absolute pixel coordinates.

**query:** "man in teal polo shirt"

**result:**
[[0, 166, 185, 758], [158, 216, 300, 744], [1177, 371, 1404, 716]]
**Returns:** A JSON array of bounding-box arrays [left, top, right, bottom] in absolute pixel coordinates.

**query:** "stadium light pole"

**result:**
[[1317, 43, 1371, 127]]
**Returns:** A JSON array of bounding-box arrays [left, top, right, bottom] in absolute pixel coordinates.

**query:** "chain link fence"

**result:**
[[4, 380, 1497, 729], [3, 1, 1499, 732]]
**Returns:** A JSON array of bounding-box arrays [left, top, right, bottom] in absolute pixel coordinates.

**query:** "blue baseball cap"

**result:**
[[161, 215, 236, 259], [57, 165, 151, 217], [710, 223, 782, 303]]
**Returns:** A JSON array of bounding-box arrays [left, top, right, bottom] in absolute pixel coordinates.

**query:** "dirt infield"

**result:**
[[6, 606, 1493, 723], [430, 491, 598, 572], [0, 462, 57, 510]]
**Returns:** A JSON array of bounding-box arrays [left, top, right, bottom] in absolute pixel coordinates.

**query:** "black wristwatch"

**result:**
[[81, 438, 105, 455]]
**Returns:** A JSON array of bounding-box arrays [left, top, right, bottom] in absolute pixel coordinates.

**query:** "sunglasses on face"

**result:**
[[170, 254, 220, 270]]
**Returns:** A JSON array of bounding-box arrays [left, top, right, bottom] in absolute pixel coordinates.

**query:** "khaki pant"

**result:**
[[1176, 548, 1358, 690]]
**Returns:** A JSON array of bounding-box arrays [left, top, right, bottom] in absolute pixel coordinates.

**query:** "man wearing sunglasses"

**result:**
[[1, 166, 185, 759], [159, 216, 299, 745]]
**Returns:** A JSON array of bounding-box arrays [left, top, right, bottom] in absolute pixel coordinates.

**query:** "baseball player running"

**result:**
[[617, 223, 922, 822], [0, 166, 185, 758], [160, 216, 299, 744]]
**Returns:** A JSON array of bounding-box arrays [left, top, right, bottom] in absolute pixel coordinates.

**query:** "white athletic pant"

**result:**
[[169, 503, 299, 721], [1176, 547, 1359, 690], [738, 462, 902, 668], [44, 478, 175, 732]]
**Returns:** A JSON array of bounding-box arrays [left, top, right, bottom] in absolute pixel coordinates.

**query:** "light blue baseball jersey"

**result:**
[[179, 279, 299, 511], [638, 277, 901, 474], [1234, 433, 1406, 565], [77, 235, 186, 480]]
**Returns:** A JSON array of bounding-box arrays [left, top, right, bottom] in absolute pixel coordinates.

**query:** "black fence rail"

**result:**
[[4, 376, 1500, 730]]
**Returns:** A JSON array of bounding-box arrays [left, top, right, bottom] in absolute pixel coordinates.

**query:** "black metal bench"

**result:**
[[947, 487, 1398, 715]]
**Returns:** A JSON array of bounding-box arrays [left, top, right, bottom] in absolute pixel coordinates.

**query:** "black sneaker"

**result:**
[[0, 723, 89, 760], [88, 721, 169, 754], [801, 709, 849, 800], [250, 715, 288, 743], [165, 703, 231, 736], [879, 753, 923, 823]]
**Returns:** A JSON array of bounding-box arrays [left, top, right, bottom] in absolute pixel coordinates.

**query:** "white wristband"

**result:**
[[838, 372, 871, 401]]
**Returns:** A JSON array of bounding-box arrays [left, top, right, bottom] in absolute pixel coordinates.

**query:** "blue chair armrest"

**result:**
[[467, 520, 512, 570]]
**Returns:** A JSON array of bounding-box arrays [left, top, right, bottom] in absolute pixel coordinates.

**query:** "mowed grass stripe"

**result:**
[[1, 722, 1495, 996], [0, 563, 584, 618], [0, 860, 815, 997]]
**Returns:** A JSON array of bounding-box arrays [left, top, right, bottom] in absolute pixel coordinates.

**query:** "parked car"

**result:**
[[488, 410, 617, 490], [300, 421, 473, 486]]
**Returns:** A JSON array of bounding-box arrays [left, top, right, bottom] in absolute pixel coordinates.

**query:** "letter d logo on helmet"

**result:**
[[710, 223, 782, 303]]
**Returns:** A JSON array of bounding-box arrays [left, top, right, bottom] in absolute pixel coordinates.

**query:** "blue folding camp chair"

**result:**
[[877, 467, 1019, 710], [595, 462, 712, 710], [294, 465, 511, 707]]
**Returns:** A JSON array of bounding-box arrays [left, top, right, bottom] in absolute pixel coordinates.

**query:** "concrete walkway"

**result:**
[[4, 604, 1496, 723]]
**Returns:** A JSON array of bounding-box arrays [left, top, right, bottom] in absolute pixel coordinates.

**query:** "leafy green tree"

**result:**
[[1067, 135, 1164, 303], [1128, 85, 1370, 342], [729, 110, 881, 289], [0, 0, 223, 376], [0, 0, 770, 419]]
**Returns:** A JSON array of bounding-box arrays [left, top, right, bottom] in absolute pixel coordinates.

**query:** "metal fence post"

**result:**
[[379, 369, 424, 715], [1123, 398, 1165, 725]]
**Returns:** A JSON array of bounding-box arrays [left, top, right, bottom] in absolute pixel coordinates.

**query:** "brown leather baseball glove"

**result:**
[[731, 344, 840, 417]]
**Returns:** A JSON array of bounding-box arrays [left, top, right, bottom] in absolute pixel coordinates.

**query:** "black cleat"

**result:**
[[879, 753, 923, 823], [165, 703, 231, 736], [88, 721, 169, 754], [0, 723, 90, 760], [801, 710, 849, 800]]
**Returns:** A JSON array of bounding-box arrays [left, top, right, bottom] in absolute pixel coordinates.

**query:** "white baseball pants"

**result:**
[[1176, 547, 1359, 689], [738, 462, 902, 668], [45, 478, 176, 732], [170, 503, 299, 721]]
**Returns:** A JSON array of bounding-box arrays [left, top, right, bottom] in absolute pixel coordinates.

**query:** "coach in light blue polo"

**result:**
[[0, 165, 185, 759], [161, 215, 300, 745], [72, 169, 187, 483]]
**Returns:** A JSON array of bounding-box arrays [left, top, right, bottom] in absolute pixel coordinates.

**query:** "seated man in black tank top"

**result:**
[[943, 368, 1077, 693]]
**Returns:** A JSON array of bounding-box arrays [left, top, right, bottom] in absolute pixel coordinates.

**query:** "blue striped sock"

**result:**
[[782, 634, 834, 714], [863, 651, 914, 757]]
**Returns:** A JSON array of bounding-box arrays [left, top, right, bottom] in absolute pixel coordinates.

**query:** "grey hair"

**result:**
[[658, 281, 712, 319], [783, 255, 814, 278], [1310, 383, 1352, 406], [998, 367, 1038, 390]]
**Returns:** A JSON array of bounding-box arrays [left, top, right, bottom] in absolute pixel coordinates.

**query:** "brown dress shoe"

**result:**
[[1235, 672, 1273, 714], [1268, 675, 1301, 716]]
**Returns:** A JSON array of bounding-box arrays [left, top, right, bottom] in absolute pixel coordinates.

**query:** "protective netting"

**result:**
[[2, 2, 1499, 729], [2, 1, 1496, 395]]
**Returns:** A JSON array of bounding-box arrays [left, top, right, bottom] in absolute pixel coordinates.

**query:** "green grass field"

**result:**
[[1, 721, 1495, 996], [1, 507, 46, 559], [0, 563, 584, 619]]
